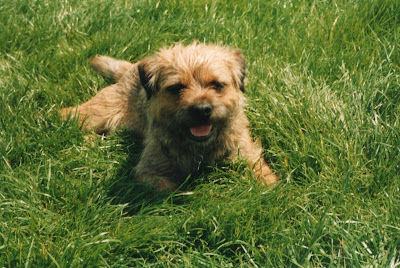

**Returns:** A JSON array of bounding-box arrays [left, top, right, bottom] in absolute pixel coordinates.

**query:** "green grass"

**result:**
[[1, 0, 399, 266]]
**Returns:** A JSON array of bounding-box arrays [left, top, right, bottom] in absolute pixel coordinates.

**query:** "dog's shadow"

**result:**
[[106, 130, 199, 214], [106, 131, 159, 213], [105, 130, 255, 215]]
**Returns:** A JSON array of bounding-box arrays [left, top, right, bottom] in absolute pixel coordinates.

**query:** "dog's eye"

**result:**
[[166, 83, 185, 94], [209, 81, 225, 92]]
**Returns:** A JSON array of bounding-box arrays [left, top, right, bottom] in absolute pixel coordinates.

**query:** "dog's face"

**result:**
[[138, 43, 246, 143]]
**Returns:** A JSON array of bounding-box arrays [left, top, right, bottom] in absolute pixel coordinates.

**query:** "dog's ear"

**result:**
[[137, 58, 157, 100], [232, 50, 246, 92]]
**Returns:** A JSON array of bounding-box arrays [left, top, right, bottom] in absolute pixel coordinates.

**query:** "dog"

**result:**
[[61, 42, 279, 191]]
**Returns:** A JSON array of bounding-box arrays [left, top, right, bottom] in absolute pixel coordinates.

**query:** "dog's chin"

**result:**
[[188, 124, 214, 142]]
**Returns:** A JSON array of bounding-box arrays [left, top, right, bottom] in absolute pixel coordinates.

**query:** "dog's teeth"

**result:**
[[190, 125, 212, 137]]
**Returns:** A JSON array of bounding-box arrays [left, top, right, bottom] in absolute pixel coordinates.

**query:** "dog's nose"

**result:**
[[188, 103, 213, 121]]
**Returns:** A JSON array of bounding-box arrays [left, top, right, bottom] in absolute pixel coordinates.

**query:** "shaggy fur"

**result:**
[[61, 43, 279, 191]]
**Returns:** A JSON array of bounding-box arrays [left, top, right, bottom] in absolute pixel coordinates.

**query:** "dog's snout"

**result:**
[[188, 103, 213, 121]]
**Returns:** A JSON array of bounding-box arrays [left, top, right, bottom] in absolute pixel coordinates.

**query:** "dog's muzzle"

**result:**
[[188, 103, 213, 121], [187, 103, 213, 142]]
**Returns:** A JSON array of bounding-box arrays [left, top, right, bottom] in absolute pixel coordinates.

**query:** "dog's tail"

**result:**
[[90, 56, 134, 82]]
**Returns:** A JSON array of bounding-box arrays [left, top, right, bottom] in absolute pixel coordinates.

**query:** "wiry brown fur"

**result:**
[[61, 43, 279, 191]]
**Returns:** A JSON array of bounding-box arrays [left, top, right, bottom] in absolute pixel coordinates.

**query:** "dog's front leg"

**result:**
[[237, 130, 280, 187], [134, 139, 180, 192], [61, 84, 132, 134], [244, 147, 280, 187]]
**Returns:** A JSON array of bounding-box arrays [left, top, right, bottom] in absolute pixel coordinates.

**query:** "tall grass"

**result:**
[[1, 0, 399, 266]]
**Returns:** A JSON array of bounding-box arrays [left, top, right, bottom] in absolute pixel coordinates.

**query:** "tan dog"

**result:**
[[61, 43, 279, 191]]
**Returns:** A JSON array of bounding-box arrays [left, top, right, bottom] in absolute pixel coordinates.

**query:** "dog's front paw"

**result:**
[[253, 159, 280, 187], [261, 173, 280, 187], [137, 174, 178, 192]]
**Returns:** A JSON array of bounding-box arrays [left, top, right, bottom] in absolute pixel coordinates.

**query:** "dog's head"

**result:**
[[138, 42, 246, 143]]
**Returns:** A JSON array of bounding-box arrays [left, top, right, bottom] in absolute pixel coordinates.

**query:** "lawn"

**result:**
[[1, 0, 399, 266]]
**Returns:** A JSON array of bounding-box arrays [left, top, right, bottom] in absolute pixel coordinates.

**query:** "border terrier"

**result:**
[[61, 42, 279, 191]]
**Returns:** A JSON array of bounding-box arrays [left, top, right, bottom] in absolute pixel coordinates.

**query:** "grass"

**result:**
[[1, 0, 399, 266]]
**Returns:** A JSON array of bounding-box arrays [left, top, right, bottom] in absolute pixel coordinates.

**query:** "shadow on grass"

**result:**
[[105, 130, 207, 214], [105, 131, 163, 214], [104, 129, 271, 216]]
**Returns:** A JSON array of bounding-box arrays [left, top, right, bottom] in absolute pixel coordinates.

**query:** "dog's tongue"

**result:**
[[190, 124, 212, 137]]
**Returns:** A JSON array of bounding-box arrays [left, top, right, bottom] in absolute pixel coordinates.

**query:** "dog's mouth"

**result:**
[[189, 124, 213, 142]]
